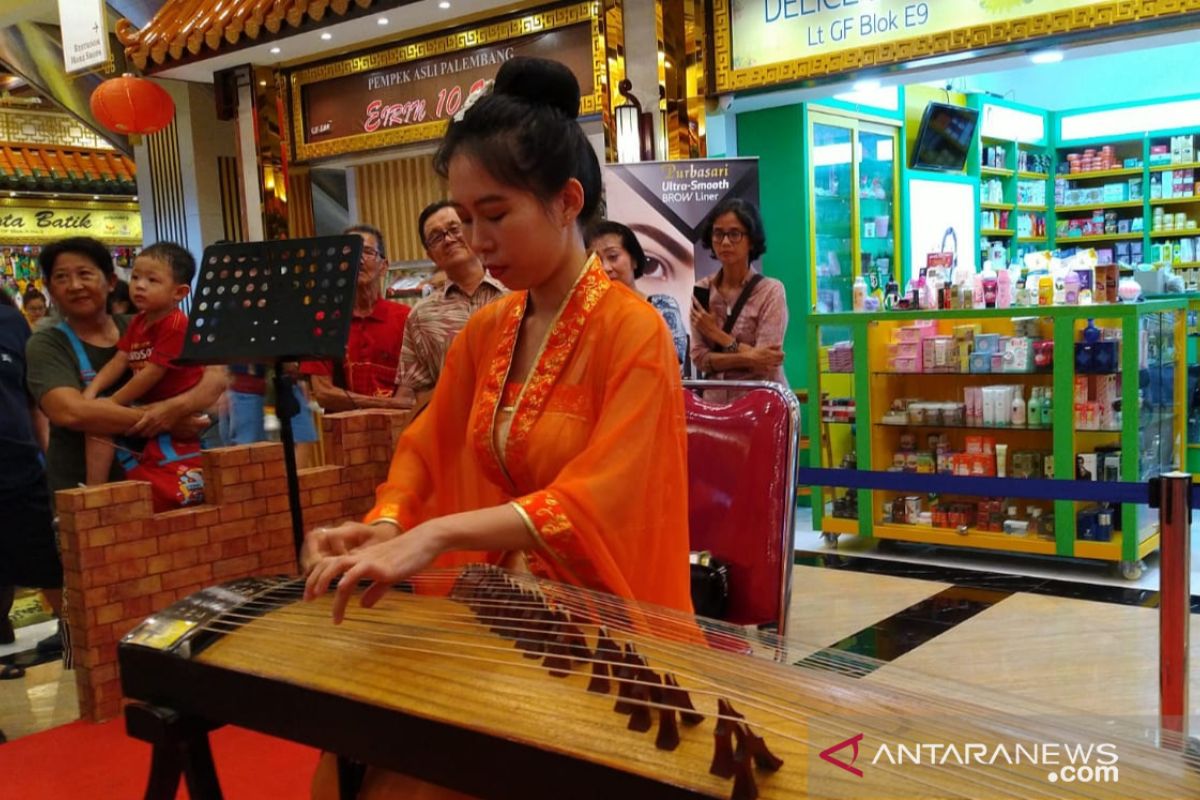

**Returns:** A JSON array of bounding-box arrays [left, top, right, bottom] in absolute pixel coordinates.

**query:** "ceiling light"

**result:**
[[269, 47, 281, 55], [259, 80, 267, 87], [438, 1, 451, 8], [51, 193, 58, 198], [852, 78, 881, 92], [8, 191, 15, 197], [320, 32, 333, 41], [377, 16, 389, 25], [92, 195, 99, 200], [1030, 50, 1063, 65]]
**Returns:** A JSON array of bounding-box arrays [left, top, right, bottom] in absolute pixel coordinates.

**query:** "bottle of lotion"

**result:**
[[853, 275, 868, 311], [1011, 387, 1026, 428], [997, 268, 1013, 309]]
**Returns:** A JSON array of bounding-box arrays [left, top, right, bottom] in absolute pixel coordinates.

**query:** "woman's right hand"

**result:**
[[300, 521, 400, 575]]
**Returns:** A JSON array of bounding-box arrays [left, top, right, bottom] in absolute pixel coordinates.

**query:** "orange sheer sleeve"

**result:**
[[512, 307, 693, 614]]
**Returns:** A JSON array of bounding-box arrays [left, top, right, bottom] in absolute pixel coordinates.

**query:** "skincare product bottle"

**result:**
[[1041, 388, 1053, 426], [1064, 272, 1080, 305], [996, 443, 1009, 478], [997, 268, 1013, 309], [853, 276, 868, 311], [1027, 387, 1041, 427], [1011, 388, 1026, 427]]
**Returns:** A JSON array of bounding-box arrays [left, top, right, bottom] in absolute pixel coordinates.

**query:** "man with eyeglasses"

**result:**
[[302, 224, 412, 411], [393, 201, 506, 420]]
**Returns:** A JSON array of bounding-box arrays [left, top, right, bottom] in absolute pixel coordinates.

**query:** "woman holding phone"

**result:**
[[689, 198, 788, 400]]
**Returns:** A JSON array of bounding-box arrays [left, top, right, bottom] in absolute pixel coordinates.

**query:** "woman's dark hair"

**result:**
[[22, 287, 45, 306], [0, 289, 14, 307], [38, 237, 115, 279], [701, 198, 768, 263], [108, 279, 131, 313], [585, 220, 648, 279], [433, 57, 602, 229]]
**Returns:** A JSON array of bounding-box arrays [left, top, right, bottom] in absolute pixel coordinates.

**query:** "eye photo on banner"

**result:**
[[601, 158, 761, 319]]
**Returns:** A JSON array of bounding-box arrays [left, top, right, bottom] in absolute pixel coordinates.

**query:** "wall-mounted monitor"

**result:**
[[911, 102, 980, 172]]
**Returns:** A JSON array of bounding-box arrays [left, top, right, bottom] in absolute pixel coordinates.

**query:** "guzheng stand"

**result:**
[[129, 236, 364, 800]]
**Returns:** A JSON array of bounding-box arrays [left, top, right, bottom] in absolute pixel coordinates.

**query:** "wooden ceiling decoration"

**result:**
[[117, 0, 387, 71]]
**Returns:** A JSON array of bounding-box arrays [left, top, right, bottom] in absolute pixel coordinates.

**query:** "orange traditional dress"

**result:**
[[363, 254, 693, 610], [312, 256, 693, 800]]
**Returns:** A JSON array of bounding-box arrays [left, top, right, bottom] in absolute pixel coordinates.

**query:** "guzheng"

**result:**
[[119, 565, 1200, 799]]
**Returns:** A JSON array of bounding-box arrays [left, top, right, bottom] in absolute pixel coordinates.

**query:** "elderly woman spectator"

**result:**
[[586, 220, 690, 376], [25, 237, 223, 496]]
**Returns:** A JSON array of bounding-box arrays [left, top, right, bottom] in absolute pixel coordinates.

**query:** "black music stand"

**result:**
[[178, 236, 363, 560]]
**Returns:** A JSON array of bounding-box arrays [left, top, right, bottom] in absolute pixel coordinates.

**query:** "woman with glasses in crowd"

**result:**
[[688, 198, 788, 400]]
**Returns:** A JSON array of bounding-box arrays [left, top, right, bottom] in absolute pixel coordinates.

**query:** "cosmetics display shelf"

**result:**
[[808, 301, 1186, 576]]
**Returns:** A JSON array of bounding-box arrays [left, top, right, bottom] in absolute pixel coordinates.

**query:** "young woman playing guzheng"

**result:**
[[301, 58, 693, 799]]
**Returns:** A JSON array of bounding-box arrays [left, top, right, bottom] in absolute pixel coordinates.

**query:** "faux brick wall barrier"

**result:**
[[56, 410, 406, 722]]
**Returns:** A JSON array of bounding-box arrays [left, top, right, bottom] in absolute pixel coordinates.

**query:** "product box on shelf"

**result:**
[[1075, 341, 1119, 373], [1012, 317, 1041, 338], [1076, 504, 1116, 542], [1130, 177, 1143, 201], [1076, 453, 1098, 480], [1001, 337, 1034, 372]]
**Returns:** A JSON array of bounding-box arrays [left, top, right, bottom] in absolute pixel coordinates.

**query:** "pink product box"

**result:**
[[895, 322, 938, 343], [922, 336, 960, 373], [889, 356, 922, 373], [888, 342, 921, 359], [991, 353, 1005, 372]]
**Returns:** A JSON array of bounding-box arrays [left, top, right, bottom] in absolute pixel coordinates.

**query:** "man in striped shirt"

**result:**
[[393, 201, 506, 419]]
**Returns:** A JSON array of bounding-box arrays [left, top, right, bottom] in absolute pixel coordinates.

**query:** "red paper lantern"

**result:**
[[89, 74, 175, 135]]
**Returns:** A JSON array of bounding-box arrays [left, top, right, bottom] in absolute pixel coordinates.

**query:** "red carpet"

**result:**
[[1, 717, 320, 798]]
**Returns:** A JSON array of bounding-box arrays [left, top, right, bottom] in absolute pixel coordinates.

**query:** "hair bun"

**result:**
[[493, 57, 580, 119]]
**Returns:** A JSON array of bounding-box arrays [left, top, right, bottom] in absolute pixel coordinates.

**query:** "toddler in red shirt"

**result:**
[[82, 242, 203, 484]]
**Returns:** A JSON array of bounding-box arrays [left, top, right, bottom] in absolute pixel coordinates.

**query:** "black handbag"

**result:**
[[689, 551, 731, 619]]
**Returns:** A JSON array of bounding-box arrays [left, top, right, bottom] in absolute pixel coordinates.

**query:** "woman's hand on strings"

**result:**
[[304, 522, 444, 623], [300, 521, 399, 574]]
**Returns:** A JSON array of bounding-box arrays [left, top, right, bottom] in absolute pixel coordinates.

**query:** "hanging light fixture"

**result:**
[[615, 79, 644, 164]]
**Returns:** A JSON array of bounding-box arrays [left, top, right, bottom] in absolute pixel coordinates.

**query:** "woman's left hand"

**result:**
[[305, 522, 447, 623], [690, 299, 724, 342]]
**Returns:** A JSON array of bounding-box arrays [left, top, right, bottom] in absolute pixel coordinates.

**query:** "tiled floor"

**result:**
[[0, 620, 76, 743]]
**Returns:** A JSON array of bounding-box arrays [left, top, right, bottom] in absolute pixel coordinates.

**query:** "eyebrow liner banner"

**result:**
[[602, 158, 761, 321]]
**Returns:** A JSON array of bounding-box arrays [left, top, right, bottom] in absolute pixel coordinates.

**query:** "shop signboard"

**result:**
[[58, 0, 110, 73], [289, 2, 604, 161], [0, 201, 141, 245], [715, 0, 1200, 91], [602, 158, 760, 326]]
